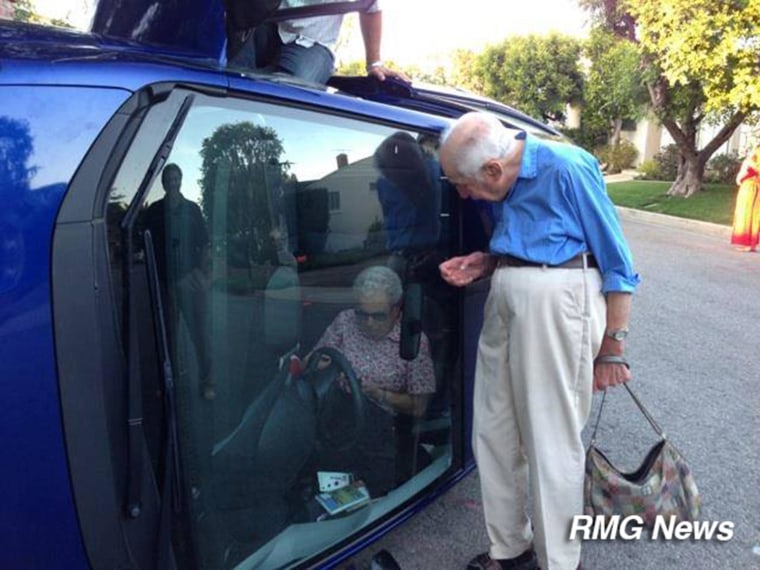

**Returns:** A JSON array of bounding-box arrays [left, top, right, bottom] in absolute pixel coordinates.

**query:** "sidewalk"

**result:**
[[603, 168, 639, 184], [616, 206, 731, 240]]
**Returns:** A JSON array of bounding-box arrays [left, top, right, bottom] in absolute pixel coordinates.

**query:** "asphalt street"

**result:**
[[346, 212, 760, 570]]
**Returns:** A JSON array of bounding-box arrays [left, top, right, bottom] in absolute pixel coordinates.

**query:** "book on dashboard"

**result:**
[[315, 480, 371, 516]]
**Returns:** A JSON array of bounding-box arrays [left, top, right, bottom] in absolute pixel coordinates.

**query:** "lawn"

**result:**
[[606, 180, 736, 226]]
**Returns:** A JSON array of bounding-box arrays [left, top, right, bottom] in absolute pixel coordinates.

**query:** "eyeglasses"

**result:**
[[354, 308, 391, 323]]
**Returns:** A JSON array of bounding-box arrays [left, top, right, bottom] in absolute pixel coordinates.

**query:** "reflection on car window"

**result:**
[[107, 91, 458, 568]]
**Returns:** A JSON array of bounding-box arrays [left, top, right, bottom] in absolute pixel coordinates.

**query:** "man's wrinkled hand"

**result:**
[[593, 361, 631, 392]]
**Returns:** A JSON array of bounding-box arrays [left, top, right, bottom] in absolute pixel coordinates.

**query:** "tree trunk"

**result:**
[[667, 153, 706, 197]]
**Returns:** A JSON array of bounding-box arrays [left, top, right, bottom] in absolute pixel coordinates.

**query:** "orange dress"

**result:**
[[731, 149, 760, 250]]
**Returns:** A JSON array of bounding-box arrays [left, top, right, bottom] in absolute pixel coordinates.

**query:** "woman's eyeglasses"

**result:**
[[354, 308, 391, 323]]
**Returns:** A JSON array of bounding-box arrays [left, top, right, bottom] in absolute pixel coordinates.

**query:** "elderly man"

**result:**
[[438, 112, 639, 570]]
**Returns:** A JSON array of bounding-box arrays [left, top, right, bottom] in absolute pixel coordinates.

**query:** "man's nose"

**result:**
[[456, 185, 471, 199]]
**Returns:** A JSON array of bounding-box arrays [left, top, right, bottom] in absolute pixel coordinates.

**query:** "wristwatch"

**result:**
[[606, 328, 629, 341]]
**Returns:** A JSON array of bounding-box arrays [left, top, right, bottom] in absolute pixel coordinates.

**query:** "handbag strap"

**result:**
[[589, 384, 666, 446]]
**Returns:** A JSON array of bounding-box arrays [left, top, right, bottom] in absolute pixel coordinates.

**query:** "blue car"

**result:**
[[0, 2, 562, 568]]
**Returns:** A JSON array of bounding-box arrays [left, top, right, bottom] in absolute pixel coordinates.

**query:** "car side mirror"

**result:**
[[400, 283, 423, 361]]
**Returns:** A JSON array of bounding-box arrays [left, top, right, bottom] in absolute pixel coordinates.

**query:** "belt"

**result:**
[[497, 253, 598, 269]]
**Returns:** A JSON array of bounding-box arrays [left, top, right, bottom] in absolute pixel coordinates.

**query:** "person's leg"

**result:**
[[506, 267, 605, 569], [177, 278, 214, 399], [472, 267, 534, 561], [227, 22, 281, 70], [275, 41, 335, 84]]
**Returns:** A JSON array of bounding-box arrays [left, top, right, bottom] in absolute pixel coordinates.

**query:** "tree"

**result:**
[[449, 49, 485, 94], [583, 28, 649, 149], [199, 122, 289, 275], [581, 0, 760, 197], [12, 0, 73, 27], [473, 33, 585, 124], [12, 0, 42, 23]]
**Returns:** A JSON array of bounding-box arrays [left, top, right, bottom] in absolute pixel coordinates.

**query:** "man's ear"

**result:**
[[482, 159, 503, 180]]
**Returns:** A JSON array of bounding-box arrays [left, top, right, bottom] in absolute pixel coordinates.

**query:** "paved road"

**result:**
[[347, 213, 760, 570]]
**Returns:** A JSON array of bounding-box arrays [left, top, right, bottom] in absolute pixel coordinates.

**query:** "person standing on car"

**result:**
[[437, 112, 640, 570], [226, 0, 409, 84]]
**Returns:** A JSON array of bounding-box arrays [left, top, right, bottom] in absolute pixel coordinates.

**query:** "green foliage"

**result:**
[[705, 152, 742, 184], [596, 140, 638, 174], [633, 147, 681, 181], [636, 159, 663, 180], [580, 0, 760, 196], [582, 29, 648, 144], [624, 0, 760, 114], [12, 0, 72, 26], [335, 60, 367, 76], [559, 126, 608, 154], [448, 49, 484, 92], [473, 33, 585, 123], [199, 122, 289, 268], [335, 59, 406, 78], [13, 0, 40, 22], [652, 144, 680, 181]]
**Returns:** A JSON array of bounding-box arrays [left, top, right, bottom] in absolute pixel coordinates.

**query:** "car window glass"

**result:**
[[107, 90, 458, 568]]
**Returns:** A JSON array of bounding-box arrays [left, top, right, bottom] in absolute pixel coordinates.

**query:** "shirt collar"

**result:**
[[517, 133, 539, 181]]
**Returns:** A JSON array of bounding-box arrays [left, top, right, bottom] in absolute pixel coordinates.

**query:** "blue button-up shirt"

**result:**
[[488, 134, 640, 294]]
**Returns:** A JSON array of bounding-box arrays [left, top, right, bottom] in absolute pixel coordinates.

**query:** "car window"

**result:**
[[106, 88, 458, 568]]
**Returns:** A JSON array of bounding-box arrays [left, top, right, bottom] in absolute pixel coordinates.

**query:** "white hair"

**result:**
[[441, 112, 520, 180], [353, 266, 403, 306]]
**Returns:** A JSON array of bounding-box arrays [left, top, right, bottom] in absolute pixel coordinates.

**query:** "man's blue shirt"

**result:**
[[488, 134, 640, 294]]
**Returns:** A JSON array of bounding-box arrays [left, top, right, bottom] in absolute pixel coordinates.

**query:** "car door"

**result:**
[[55, 77, 468, 569]]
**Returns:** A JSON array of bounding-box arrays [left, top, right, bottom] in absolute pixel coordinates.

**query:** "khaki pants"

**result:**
[[473, 264, 605, 570]]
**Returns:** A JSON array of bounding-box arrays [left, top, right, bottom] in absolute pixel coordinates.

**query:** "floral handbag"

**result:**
[[584, 384, 702, 526]]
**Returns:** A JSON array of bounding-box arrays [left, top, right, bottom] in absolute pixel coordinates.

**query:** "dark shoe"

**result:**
[[466, 548, 538, 570], [371, 549, 401, 570]]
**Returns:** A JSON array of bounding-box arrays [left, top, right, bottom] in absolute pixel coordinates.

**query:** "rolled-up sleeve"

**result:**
[[565, 158, 640, 294]]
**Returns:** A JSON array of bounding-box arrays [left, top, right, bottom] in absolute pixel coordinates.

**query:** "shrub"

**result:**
[[651, 144, 679, 181], [596, 140, 638, 174], [637, 158, 662, 180], [560, 126, 607, 155], [705, 152, 742, 184]]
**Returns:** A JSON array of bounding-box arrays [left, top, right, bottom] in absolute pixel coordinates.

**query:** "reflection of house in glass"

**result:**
[[287, 154, 384, 254]]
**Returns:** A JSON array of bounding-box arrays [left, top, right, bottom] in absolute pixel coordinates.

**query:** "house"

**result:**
[[0, 0, 16, 20], [624, 114, 756, 165]]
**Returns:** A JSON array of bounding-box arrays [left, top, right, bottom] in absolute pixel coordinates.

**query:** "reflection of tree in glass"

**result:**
[[199, 122, 290, 275], [0, 116, 37, 293], [0, 116, 37, 195]]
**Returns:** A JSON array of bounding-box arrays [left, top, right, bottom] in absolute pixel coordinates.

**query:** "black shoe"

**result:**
[[371, 549, 401, 570], [466, 548, 538, 570]]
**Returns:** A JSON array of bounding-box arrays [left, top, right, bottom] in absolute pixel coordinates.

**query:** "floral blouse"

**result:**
[[313, 309, 436, 406]]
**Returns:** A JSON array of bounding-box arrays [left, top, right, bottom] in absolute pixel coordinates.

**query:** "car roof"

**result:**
[[1, 19, 561, 141], [327, 76, 564, 139]]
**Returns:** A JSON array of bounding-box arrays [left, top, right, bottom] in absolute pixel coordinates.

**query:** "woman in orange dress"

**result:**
[[731, 146, 760, 251]]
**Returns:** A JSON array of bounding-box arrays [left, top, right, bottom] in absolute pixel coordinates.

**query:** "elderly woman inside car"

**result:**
[[309, 265, 436, 494]]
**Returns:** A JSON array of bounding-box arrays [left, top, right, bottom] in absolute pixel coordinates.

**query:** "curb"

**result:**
[[616, 207, 732, 240]]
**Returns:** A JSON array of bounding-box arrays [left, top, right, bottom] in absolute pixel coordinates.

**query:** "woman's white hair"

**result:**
[[441, 112, 519, 180], [353, 265, 403, 306]]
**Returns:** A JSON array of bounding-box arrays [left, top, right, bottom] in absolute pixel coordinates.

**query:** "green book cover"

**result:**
[[315, 480, 371, 515]]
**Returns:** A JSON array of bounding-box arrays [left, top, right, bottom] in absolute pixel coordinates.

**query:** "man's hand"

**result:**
[[439, 252, 493, 287], [367, 63, 411, 83], [593, 359, 631, 392]]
